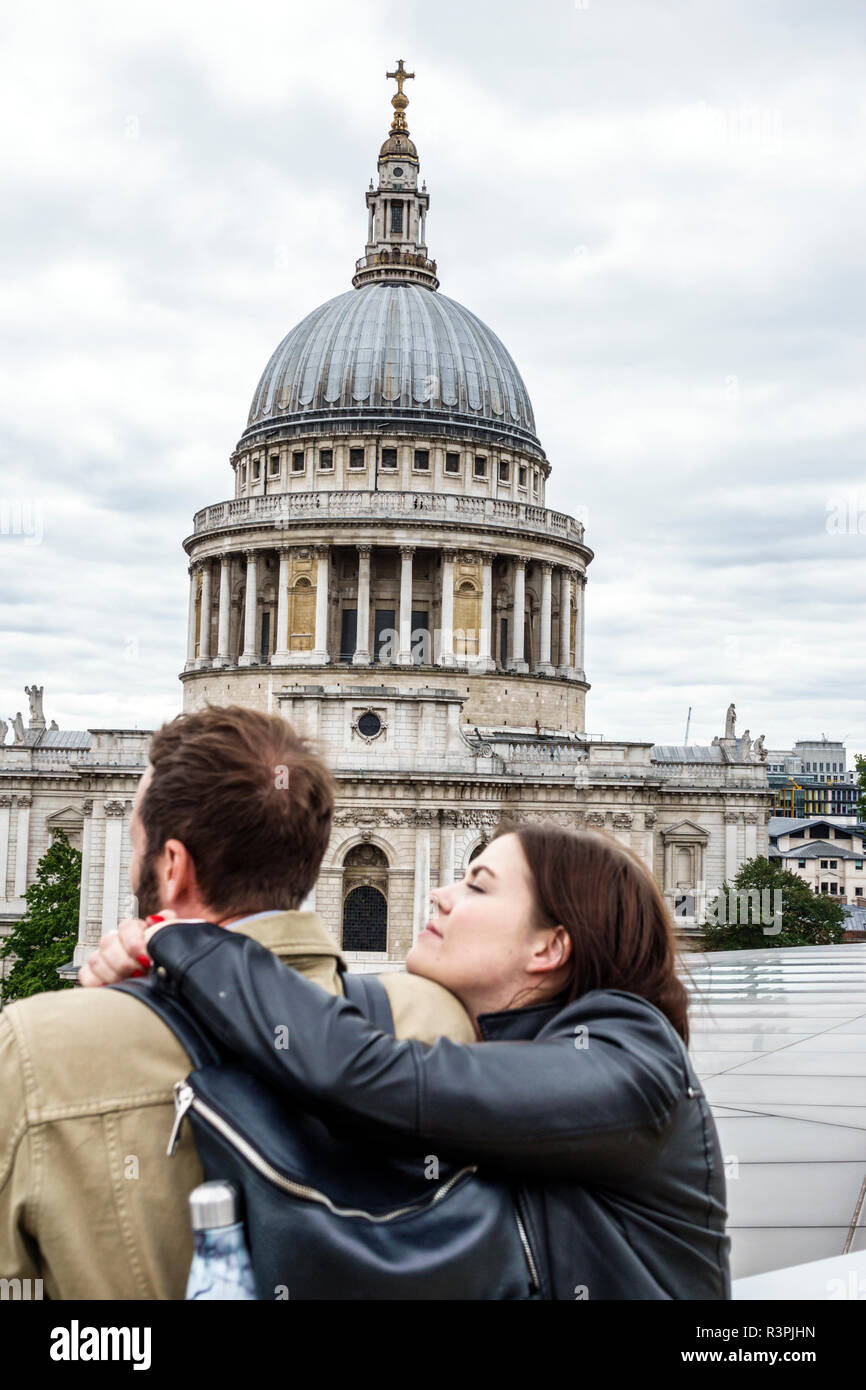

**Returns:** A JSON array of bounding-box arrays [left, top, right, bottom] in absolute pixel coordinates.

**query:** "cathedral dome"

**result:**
[[244, 283, 541, 452]]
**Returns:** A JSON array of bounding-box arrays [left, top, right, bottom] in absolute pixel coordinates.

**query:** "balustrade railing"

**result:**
[[193, 492, 584, 543]]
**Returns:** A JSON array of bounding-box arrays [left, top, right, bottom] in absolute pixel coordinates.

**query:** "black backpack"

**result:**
[[113, 967, 542, 1300]]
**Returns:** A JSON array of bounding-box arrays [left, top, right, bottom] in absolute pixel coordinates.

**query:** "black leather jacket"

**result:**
[[149, 923, 730, 1300]]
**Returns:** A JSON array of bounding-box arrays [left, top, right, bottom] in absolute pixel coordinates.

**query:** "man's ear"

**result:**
[[161, 839, 199, 908], [526, 925, 572, 977]]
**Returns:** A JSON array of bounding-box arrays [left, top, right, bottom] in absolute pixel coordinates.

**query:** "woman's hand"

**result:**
[[78, 911, 176, 988]]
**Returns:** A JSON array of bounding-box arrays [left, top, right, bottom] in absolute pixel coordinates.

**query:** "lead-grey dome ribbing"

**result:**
[[244, 283, 540, 450]]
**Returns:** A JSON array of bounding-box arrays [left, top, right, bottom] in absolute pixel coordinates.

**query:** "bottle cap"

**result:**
[[189, 1180, 239, 1231]]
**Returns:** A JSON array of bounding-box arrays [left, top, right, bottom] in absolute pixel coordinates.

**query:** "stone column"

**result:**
[[438, 548, 456, 666], [353, 544, 372, 665], [273, 547, 292, 664], [185, 563, 199, 669], [744, 813, 758, 861], [477, 553, 495, 672], [214, 554, 232, 667], [72, 800, 94, 966], [537, 561, 554, 675], [575, 571, 586, 677], [398, 545, 415, 665], [438, 810, 457, 887], [725, 815, 739, 882], [412, 814, 432, 946], [13, 796, 31, 900], [557, 567, 573, 676], [312, 545, 330, 664], [101, 800, 125, 937], [508, 555, 528, 673], [197, 561, 213, 666], [239, 550, 258, 666], [0, 796, 11, 900]]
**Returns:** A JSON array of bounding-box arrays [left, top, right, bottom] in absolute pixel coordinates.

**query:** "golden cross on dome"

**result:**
[[386, 59, 414, 96]]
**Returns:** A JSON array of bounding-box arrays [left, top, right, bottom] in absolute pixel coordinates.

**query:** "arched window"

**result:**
[[468, 839, 487, 865], [342, 843, 388, 952], [342, 885, 387, 952]]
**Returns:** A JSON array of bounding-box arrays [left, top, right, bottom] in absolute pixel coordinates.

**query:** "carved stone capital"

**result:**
[[612, 812, 633, 829], [644, 810, 657, 829], [81, 799, 94, 817], [104, 799, 126, 817], [15, 795, 32, 809], [585, 811, 606, 828], [333, 807, 407, 828], [441, 548, 457, 564], [0, 795, 13, 808], [357, 544, 372, 557], [439, 809, 460, 828], [399, 545, 416, 560], [413, 808, 437, 827], [458, 809, 501, 830]]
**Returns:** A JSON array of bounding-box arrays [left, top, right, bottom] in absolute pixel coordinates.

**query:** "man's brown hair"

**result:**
[[141, 704, 334, 915]]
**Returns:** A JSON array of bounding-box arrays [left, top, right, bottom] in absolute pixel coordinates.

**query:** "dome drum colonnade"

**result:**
[[184, 534, 586, 678]]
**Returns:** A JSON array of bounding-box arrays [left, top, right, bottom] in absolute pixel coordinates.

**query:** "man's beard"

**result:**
[[133, 852, 162, 920]]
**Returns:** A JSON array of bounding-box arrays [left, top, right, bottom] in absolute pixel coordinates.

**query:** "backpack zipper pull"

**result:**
[[167, 1081, 195, 1156]]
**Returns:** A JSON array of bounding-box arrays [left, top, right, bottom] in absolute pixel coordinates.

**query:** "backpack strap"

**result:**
[[110, 976, 222, 1069], [340, 970, 394, 1035]]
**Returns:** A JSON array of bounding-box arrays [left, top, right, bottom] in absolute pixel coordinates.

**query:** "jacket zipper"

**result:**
[[514, 1198, 541, 1292], [168, 1081, 476, 1224]]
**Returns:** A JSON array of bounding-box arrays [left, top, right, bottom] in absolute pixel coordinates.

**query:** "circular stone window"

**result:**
[[356, 710, 383, 741], [392, 166, 404, 177]]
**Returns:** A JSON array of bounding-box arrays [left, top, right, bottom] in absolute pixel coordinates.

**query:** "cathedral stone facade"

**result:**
[[0, 67, 771, 979]]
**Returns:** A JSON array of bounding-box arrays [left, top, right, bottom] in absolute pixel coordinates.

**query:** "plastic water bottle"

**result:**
[[185, 1180, 257, 1300]]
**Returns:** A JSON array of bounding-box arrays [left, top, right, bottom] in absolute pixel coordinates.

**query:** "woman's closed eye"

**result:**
[[467, 882, 484, 893]]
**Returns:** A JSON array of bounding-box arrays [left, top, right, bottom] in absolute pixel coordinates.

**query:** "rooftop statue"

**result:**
[[725, 703, 736, 740]]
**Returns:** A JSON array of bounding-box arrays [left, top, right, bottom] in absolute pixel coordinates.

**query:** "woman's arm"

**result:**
[[149, 922, 685, 1180]]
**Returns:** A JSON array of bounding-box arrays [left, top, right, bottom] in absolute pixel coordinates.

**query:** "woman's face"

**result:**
[[406, 832, 570, 1022]]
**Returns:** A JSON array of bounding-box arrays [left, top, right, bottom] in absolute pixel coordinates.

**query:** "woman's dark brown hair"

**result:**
[[492, 820, 690, 1045]]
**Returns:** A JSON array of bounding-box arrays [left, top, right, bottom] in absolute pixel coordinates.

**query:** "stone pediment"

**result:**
[[46, 805, 84, 828], [660, 819, 709, 843]]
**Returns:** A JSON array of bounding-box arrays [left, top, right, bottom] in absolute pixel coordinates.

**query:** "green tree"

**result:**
[[0, 831, 81, 1002], [855, 754, 866, 822], [702, 855, 846, 950]]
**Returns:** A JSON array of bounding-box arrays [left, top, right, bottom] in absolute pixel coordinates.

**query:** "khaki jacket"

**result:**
[[0, 911, 474, 1300]]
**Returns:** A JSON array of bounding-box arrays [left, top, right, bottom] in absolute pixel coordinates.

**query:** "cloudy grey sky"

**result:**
[[1, 0, 863, 756]]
